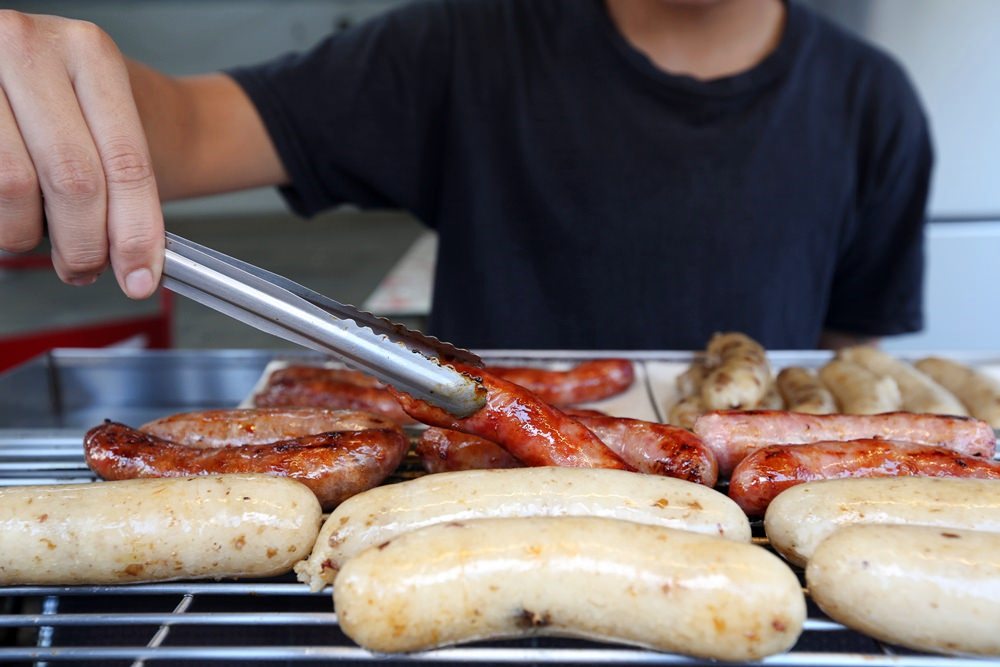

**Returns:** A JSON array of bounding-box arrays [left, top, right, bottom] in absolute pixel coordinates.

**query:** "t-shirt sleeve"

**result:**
[[823, 65, 933, 337], [227, 0, 454, 220]]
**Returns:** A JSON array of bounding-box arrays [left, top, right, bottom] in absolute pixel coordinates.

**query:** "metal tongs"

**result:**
[[161, 232, 486, 417]]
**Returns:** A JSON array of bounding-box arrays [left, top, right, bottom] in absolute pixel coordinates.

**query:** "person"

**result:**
[[0, 0, 931, 351]]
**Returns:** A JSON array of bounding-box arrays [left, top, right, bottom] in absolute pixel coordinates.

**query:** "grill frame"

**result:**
[[1, 348, 999, 666]]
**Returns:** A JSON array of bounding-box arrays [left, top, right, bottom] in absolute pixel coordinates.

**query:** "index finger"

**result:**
[[68, 31, 163, 299]]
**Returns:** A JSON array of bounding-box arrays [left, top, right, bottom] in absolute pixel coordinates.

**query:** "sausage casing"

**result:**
[[729, 439, 1000, 517], [701, 333, 771, 410], [415, 427, 521, 473], [296, 467, 750, 590], [334, 517, 804, 660], [764, 477, 1000, 566], [0, 475, 321, 585], [916, 356, 1000, 427], [839, 346, 967, 416], [391, 363, 629, 470], [807, 525, 1000, 656], [693, 409, 995, 476], [486, 359, 634, 406], [85, 421, 408, 511], [776, 367, 836, 414], [140, 408, 399, 448], [818, 359, 901, 414]]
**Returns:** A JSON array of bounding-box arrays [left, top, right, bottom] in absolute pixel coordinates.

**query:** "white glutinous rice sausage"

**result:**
[[764, 477, 1000, 567], [838, 347, 967, 416], [818, 359, 902, 414], [0, 474, 322, 585], [807, 524, 1000, 656], [333, 516, 805, 660], [701, 332, 771, 410], [916, 356, 1000, 427], [295, 467, 750, 590]]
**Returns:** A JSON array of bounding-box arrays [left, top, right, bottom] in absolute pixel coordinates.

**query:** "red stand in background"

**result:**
[[0, 252, 174, 373]]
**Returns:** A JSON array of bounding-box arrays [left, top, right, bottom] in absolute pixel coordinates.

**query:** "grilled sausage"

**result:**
[[839, 347, 967, 415], [295, 467, 751, 590], [701, 332, 771, 410], [416, 427, 521, 473], [728, 439, 1000, 517], [140, 408, 398, 448], [572, 413, 717, 485], [675, 359, 709, 397], [486, 359, 634, 406], [0, 475, 321, 585], [818, 359, 901, 414], [764, 477, 1000, 566], [84, 420, 408, 511], [776, 367, 836, 414], [391, 363, 630, 470], [916, 357, 1000, 427], [668, 394, 706, 429], [253, 365, 416, 424], [414, 416, 718, 486], [807, 525, 1000, 656], [693, 410, 995, 476], [333, 517, 804, 660]]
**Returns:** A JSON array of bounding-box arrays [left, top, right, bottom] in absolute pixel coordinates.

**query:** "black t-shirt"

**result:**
[[229, 0, 932, 350]]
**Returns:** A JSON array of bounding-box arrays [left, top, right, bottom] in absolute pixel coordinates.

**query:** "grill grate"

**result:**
[[0, 433, 997, 666]]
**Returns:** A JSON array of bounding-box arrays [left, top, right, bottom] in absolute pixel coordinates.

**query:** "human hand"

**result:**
[[0, 11, 163, 298]]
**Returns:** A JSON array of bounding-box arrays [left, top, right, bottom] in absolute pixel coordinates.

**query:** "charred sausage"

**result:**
[[486, 359, 634, 406]]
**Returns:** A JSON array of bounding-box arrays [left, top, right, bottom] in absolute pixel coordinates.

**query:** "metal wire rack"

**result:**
[[1, 429, 997, 666]]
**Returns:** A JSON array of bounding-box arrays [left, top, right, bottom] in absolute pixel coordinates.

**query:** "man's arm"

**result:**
[[0, 12, 284, 299]]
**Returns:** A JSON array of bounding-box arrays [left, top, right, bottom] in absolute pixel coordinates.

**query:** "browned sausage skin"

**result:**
[[415, 416, 716, 486], [728, 439, 1000, 517], [391, 363, 631, 470], [694, 410, 996, 475], [140, 408, 398, 448], [84, 417, 409, 511], [485, 359, 634, 406], [253, 366, 416, 425], [415, 428, 522, 473]]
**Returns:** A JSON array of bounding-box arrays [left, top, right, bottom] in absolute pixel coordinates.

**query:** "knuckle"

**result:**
[[67, 19, 119, 58], [0, 153, 38, 206], [0, 11, 36, 50], [59, 242, 108, 274], [44, 145, 103, 201], [102, 144, 154, 190], [114, 230, 159, 260]]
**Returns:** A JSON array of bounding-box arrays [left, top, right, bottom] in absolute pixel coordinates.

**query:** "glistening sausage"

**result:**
[[693, 410, 995, 476], [391, 363, 630, 470], [485, 359, 634, 406], [333, 517, 804, 660], [415, 428, 521, 473], [808, 525, 1000, 656], [728, 439, 1000, 517], [84, 419, 408, 511], [764, 477, 1000, 566], [0, 475, 321, 585], [253, 365, 416, 424], [140, 407, 399, 448], [296, 467, 751, 591]]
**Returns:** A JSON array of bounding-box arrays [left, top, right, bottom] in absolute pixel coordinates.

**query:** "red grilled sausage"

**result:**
[[140, 408, 396, 448], [486, 359, 634, 406], [415, 428, 522, 473], [84, 415, 409, 511], [417, 416, 717, 486], [253, 365, 416, 425], [572, 414, 718, 486], [694, 410, 996, 476], [729, 439, 1000, 517], [391, 363, 630, 470]]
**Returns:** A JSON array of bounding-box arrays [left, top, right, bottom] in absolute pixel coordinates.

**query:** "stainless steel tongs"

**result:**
[[161, 232, 486, 417]]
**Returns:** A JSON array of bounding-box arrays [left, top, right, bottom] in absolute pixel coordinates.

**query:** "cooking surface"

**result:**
[[1, 349, 999, 665]]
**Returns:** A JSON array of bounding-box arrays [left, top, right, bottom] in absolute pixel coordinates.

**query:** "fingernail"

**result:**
[[125, 268, 154, 298], [68, 275, 98, 286]]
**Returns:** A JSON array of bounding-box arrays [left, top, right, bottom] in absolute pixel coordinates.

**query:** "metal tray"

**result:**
[[1, 348, 998, 666]]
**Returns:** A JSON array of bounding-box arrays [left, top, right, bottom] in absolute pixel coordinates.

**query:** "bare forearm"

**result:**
[[819, 330, 880, 351], [127, 60, 288, 201]]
